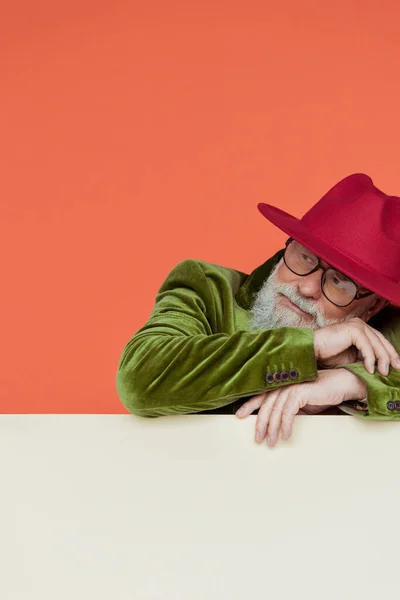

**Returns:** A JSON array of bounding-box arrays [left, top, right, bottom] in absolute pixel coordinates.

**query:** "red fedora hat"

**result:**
[[257, 173, 400, 305]]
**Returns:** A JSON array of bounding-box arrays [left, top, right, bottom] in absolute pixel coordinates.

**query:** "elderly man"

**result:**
[[116, 173, 400, 447]]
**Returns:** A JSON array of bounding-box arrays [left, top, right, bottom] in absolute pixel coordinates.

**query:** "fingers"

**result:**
[[349, 319, 400, 376], [275, 396, 301, 443], [358, 326, 400, 376], [235, 392, 267, 418], [371, 328, 400, 371], [236, 390, 290, 447], [254, 392, 278, 443], [352, 328, 376, 374], [237, 390, 299, 448], [362, 328, 391, 375], [255, 389, 301, 447]]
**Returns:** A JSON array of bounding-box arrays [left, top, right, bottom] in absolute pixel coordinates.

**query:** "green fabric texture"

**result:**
[[341, 306, 400, 419], [116, 249, 400, 419]]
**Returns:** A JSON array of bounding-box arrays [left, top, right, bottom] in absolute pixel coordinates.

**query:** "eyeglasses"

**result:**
[[283, 238, 375, 307]]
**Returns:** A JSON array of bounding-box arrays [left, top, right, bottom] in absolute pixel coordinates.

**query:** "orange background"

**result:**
[[1, 0, 400, 413]]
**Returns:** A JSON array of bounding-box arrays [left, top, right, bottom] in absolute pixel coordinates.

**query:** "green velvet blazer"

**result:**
[[116, 249, 400, 419]]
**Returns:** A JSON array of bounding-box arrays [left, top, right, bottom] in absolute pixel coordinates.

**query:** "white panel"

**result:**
[[0, 414, 398, 599]]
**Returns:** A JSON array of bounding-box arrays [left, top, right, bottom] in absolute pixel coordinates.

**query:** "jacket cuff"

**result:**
[[261, 327, 318, 391], [338, 362, 400, 419]]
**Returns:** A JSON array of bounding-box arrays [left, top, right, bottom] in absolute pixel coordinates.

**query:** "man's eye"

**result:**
[[333, 275, 352, 288]]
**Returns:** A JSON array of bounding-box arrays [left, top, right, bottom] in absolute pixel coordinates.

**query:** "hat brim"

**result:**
[[258, 202, 400, 306]]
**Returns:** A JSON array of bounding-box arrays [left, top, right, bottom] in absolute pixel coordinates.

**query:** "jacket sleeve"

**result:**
[[116, 259, 318, 417], [339, 307, 400, 419]]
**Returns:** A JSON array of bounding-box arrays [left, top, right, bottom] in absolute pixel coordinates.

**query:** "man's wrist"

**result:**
[[312, 329, 321, 361], [335, 368, 368, 402]]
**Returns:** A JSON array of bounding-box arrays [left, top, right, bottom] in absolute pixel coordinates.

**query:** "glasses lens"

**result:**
[[323, 268, 357, 306], [285, 240, 318, 275]]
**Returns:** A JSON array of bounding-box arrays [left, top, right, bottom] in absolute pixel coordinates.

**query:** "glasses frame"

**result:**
[[283, 238, 375, 307]]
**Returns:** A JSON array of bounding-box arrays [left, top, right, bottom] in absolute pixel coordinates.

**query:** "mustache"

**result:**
[[277, 287, 320, 317]]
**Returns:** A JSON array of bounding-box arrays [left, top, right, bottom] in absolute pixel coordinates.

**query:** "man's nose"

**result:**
[[297, 269, 322, 299]]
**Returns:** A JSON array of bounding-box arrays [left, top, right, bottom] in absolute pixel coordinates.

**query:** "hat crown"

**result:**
[[301, 173, 400, 282], [382, 196, 400, 243]]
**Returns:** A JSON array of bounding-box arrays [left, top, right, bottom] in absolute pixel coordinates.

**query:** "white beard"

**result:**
[[249, 258, 364, 331]]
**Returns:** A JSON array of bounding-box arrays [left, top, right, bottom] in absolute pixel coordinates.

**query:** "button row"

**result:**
[[386, 401, 400, 411], [265, 369, 299, 384]]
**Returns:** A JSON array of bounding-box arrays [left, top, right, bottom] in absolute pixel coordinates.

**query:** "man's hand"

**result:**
[[314, 317, 400, 375], [235, 369, 367, 448]]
